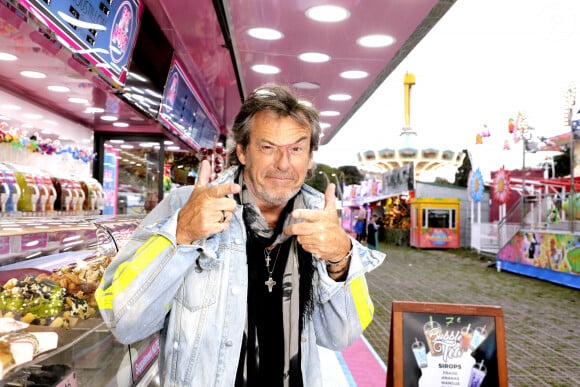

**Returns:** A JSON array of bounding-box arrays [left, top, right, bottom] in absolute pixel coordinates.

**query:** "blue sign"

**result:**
[[19, 0, 142, 88], [159, 59, 219, 150]]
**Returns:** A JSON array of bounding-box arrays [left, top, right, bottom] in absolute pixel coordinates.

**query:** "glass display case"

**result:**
[[0, 215, 159, 386]]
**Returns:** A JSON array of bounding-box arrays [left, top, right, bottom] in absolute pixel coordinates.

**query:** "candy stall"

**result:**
[[0, 216, 159, 385], [409, 197, 461, 249]]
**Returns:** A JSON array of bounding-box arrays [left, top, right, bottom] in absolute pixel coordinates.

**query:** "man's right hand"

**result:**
[[176, 160, 240, 244]]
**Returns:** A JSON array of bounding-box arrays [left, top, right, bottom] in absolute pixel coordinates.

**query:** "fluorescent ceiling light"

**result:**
[[357, 34, 395, 48], [340, 70, 369, 79], [328, 94, 352, 101], [109, 139, 125, 143], [113, 122, 129, 127], [306, 5, 350, 22], [100, 115, 118, 121], [252, 64, 280, 74], [320, 122, 331, 129], [248, 27, 283, 40], [120, 144, 134, 149], [167, 146, 181, 151], [298, 52, 330, 63], [320, 110, 340, 117], [127, 72, 148, 82]]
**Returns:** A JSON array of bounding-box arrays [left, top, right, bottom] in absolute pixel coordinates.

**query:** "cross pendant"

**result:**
[[265, 276, 276, 292]]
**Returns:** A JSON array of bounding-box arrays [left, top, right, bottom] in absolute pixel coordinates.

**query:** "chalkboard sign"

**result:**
[[387, 301, 508, 387]]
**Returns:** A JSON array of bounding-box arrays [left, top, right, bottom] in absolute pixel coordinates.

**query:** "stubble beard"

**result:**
[[246, 173, 301, 208]]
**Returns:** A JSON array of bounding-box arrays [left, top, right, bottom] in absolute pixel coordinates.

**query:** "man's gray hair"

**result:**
[[226, 83, 322, 166]]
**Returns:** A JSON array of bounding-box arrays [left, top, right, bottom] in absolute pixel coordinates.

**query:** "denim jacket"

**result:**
[[97, 166, 386, 386]]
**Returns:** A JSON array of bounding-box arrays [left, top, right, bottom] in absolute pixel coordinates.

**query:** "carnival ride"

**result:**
[[356, 73, 465, 178]]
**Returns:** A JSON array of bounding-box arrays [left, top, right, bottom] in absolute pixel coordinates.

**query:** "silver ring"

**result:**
[[219, 210, 226, 223]]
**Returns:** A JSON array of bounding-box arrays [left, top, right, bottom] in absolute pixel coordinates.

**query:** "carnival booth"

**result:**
[[410, 197, 460, 248]]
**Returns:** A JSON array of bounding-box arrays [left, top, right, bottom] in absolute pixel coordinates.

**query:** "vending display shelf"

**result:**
[[0, 215, 159, 386]]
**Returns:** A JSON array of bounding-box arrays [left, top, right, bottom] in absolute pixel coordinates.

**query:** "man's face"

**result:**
[[237, 110, 314, 209]]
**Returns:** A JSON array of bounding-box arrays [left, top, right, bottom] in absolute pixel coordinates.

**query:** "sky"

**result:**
[[313, 0, 580, 182]]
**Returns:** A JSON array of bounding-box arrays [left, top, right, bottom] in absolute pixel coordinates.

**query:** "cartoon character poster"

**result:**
[[402, 313, 499, 387]]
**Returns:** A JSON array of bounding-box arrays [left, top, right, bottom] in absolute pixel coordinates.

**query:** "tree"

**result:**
[[338, 165, 364, 185], [454, 149, 472, 187]]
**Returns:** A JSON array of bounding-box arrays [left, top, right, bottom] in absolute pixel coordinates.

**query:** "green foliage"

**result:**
[[306, 163, 359, 195], [338, 165, 364, 185]]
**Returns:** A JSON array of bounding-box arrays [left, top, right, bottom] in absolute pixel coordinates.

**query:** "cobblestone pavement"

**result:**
[[363, 244, 579, 387]]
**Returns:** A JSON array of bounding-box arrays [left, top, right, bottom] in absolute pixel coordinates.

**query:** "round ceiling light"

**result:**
[[340, 70, 369, 79], [298, 52, 330, 63], [328, 94, 352, 101], [20, 70, 46, 79], [248, 27, 284, 40], [306, 5, 350, 22], [252, 64, 281, 74], [48, 85, 70, 93], [68, 97, 88, 104], [0, 52, 17, 61], [357, 34, 395, 48], [293, 81, 320, 89]]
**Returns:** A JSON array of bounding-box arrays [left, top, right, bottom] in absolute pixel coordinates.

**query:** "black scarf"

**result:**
[[235, 168, 315, 386]]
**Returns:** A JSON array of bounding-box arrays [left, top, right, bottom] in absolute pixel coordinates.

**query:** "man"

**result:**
[[96, 84, 385, 386]]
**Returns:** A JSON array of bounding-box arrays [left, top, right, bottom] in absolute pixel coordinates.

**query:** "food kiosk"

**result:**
[[410, 197, 460, 248]]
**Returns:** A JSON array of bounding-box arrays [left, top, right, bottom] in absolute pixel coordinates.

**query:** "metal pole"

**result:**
[[570, 128, 575, 233], [521, 133, 527, 229]]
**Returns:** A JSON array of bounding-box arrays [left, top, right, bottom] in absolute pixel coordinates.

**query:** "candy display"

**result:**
[[0, 254, 113, 329]]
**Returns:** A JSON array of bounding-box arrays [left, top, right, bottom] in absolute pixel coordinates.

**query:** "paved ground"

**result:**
[[363, 243, 579, 387]]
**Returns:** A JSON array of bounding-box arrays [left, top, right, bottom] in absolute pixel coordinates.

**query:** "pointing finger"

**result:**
[[195, 160, 211, 188], [324, 183, 337, 212]]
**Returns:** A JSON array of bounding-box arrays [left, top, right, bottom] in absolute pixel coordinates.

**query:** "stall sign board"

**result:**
[[158, 58, 220, 150], [387, 301, 508, 387], [102, 146, 119, 215], [18, 0, 142, 88]]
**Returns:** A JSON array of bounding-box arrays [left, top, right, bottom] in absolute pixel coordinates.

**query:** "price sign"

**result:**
[[387, 301, 508, 387]]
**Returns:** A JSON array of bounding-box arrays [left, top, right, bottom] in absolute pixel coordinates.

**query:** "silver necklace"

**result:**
[[264, 244, 281, 293]]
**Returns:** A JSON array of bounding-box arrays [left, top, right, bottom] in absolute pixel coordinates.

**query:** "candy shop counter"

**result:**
[[0, 215, 160, 386]]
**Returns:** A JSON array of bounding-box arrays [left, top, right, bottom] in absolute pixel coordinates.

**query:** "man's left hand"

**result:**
[[284, 183, 351, 262]]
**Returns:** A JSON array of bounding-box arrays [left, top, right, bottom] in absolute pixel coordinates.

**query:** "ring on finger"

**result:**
[[219, 210, 226, 223]]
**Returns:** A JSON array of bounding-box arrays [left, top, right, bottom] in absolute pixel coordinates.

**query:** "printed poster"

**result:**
[[402, 312, 498, 387]]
